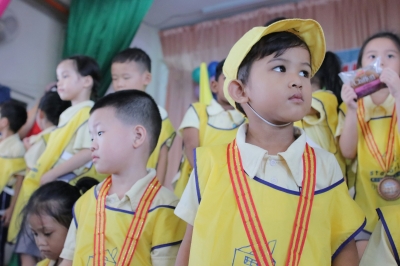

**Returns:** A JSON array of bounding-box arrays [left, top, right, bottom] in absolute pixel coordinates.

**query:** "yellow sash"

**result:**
[[0, 156, 26, 193], [94, 176, 161, 266], [352, 98, 400, 232], [147, 117, 175, 169], [9, 106, 107, 243], [73, 182, 186, 265], [227, 141, 316, 266], [174, 102, 243, 197], [376, 205, 400, 264], [189, 144, 365, 265]]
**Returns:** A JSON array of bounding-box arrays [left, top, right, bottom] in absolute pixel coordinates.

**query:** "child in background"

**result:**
[[359, 205, 400, 266], [111, 48, 175, 185], [59, 90, 185, 266], [174, 59, 245, 197], [0, 102, 27, 263], [13, 90, 70, 266], [9, 55, 107, 246], [175, 19, 365, 266], [24, 178, 98, 266], [294, 51, 346, 175], [338, 32, 400, 258]]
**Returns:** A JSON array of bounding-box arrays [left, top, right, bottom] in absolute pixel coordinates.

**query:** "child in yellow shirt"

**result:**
[[59, 90, 185, 266], [0, 101, 27, 262], [9, 55, 106, 245], [174, 60, 245, 197], [111, 48, 176, 185], [25, 179, 98, 266], [175, 19, 365, 266], [338, 32, 400, 258], [14, 90, 70, 266]]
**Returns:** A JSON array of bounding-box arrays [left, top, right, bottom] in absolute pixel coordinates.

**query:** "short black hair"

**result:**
[[66, 55, 101, 100], [264, 17, 287, 27], [215, 59, 225, 81], [312, 51, 343, 105], [0, 101, 27, 133], [112, 48, 151, 73], [357, 31, 400, 68], [90, 90, 161, 154], [38, 91, 71, 126], [22, 179, 98, 231], [236, 31, 310, 115]]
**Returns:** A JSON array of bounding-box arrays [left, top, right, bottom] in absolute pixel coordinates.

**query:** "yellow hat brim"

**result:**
[[223, 19, 326, 108]]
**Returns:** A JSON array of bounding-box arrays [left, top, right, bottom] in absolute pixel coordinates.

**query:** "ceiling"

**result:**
[[141, 0, 299, 30], [25, 0, 298, 29]]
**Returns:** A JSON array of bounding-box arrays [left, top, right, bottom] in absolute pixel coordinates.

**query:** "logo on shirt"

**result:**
[[232, 240, 277, 266], [87, 248, 118, 266]]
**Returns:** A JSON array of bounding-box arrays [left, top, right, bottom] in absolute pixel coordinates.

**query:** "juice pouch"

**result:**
[[339, 58, 383, 98]]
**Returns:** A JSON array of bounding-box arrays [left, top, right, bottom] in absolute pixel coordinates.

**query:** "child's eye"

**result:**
[[97, 131, 103, 136], [31, 231, 38, 237], [44, 232, 52, 237], [388, 54, 395, 59], [273, 66, 286, 72], [368, 55, 376, 59], [299, 70, 310, 78]]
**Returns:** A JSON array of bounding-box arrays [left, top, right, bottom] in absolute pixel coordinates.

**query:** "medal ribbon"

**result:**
[[227, 140, 316, 266], [93, 176, 161, 266], [357, 99, 397, 172]]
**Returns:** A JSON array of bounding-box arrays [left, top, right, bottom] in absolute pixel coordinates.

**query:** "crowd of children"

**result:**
[[0, 17, 399, 266]]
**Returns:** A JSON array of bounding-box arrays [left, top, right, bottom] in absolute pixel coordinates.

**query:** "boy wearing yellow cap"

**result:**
[[175, 19, 365, 266]]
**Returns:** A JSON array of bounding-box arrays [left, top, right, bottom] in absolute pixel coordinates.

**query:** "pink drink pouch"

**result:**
[[339, 58, 383, 99]]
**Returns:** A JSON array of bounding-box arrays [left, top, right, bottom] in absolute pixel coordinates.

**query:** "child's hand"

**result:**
[[23, 137, 32, 150], [380, 68, 400, 99], [40, 171, 56, 185], [341, 84, 358, 110], [1, 207, 13, 227]]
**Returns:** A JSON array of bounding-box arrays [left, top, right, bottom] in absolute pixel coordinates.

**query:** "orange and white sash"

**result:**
[[227, 140, 316, 266], [93, 176, 161, 266], [357, 99, 397, 173]]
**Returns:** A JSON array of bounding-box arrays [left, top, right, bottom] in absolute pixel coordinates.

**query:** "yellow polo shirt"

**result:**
[[53, 101, 93, 176], [60, 169, 184, 266], [175, 124, 344, 225], [0, 133, 26, 180]]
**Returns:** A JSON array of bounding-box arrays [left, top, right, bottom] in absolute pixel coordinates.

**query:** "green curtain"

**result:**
[[63, 0, 153, 97]]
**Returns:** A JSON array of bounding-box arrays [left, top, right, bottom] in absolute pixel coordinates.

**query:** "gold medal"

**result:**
[[377, 177, 400, 201]]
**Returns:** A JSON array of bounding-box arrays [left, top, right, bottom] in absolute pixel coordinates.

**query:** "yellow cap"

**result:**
[[223, 18, 326, 108]]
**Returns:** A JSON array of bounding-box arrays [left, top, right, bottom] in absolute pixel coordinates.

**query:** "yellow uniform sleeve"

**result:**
[[360, 221, 398, 266], [60, 220, 77, 261]]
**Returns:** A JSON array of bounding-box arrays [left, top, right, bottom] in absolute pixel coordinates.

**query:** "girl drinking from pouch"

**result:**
[[338, 32, 400, 258]]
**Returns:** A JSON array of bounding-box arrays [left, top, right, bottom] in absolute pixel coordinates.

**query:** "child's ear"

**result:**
[[0, 117, 9, 129], [228, 80, 249, 105], [83, 76, 94, 90], [131, 125, 147, 149], [210, 80, 218, 94], [143, 72, 152, 86]]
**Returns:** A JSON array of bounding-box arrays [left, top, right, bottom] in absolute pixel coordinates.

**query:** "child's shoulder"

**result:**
[[311, 146, 344, 187], [0, 134, 25, 157], [152, 186, 180, 208]]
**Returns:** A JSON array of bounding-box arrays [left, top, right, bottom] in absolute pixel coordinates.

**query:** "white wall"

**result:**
[[0, 0, 65, 107], [106, 22, 168, 107]]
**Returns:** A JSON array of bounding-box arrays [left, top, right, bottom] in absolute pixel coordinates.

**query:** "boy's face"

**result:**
[[241, 47, 312, 124], [89, 107, 135, 174], [211, 73, 230, 106], [111, 61, 151, 92]]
